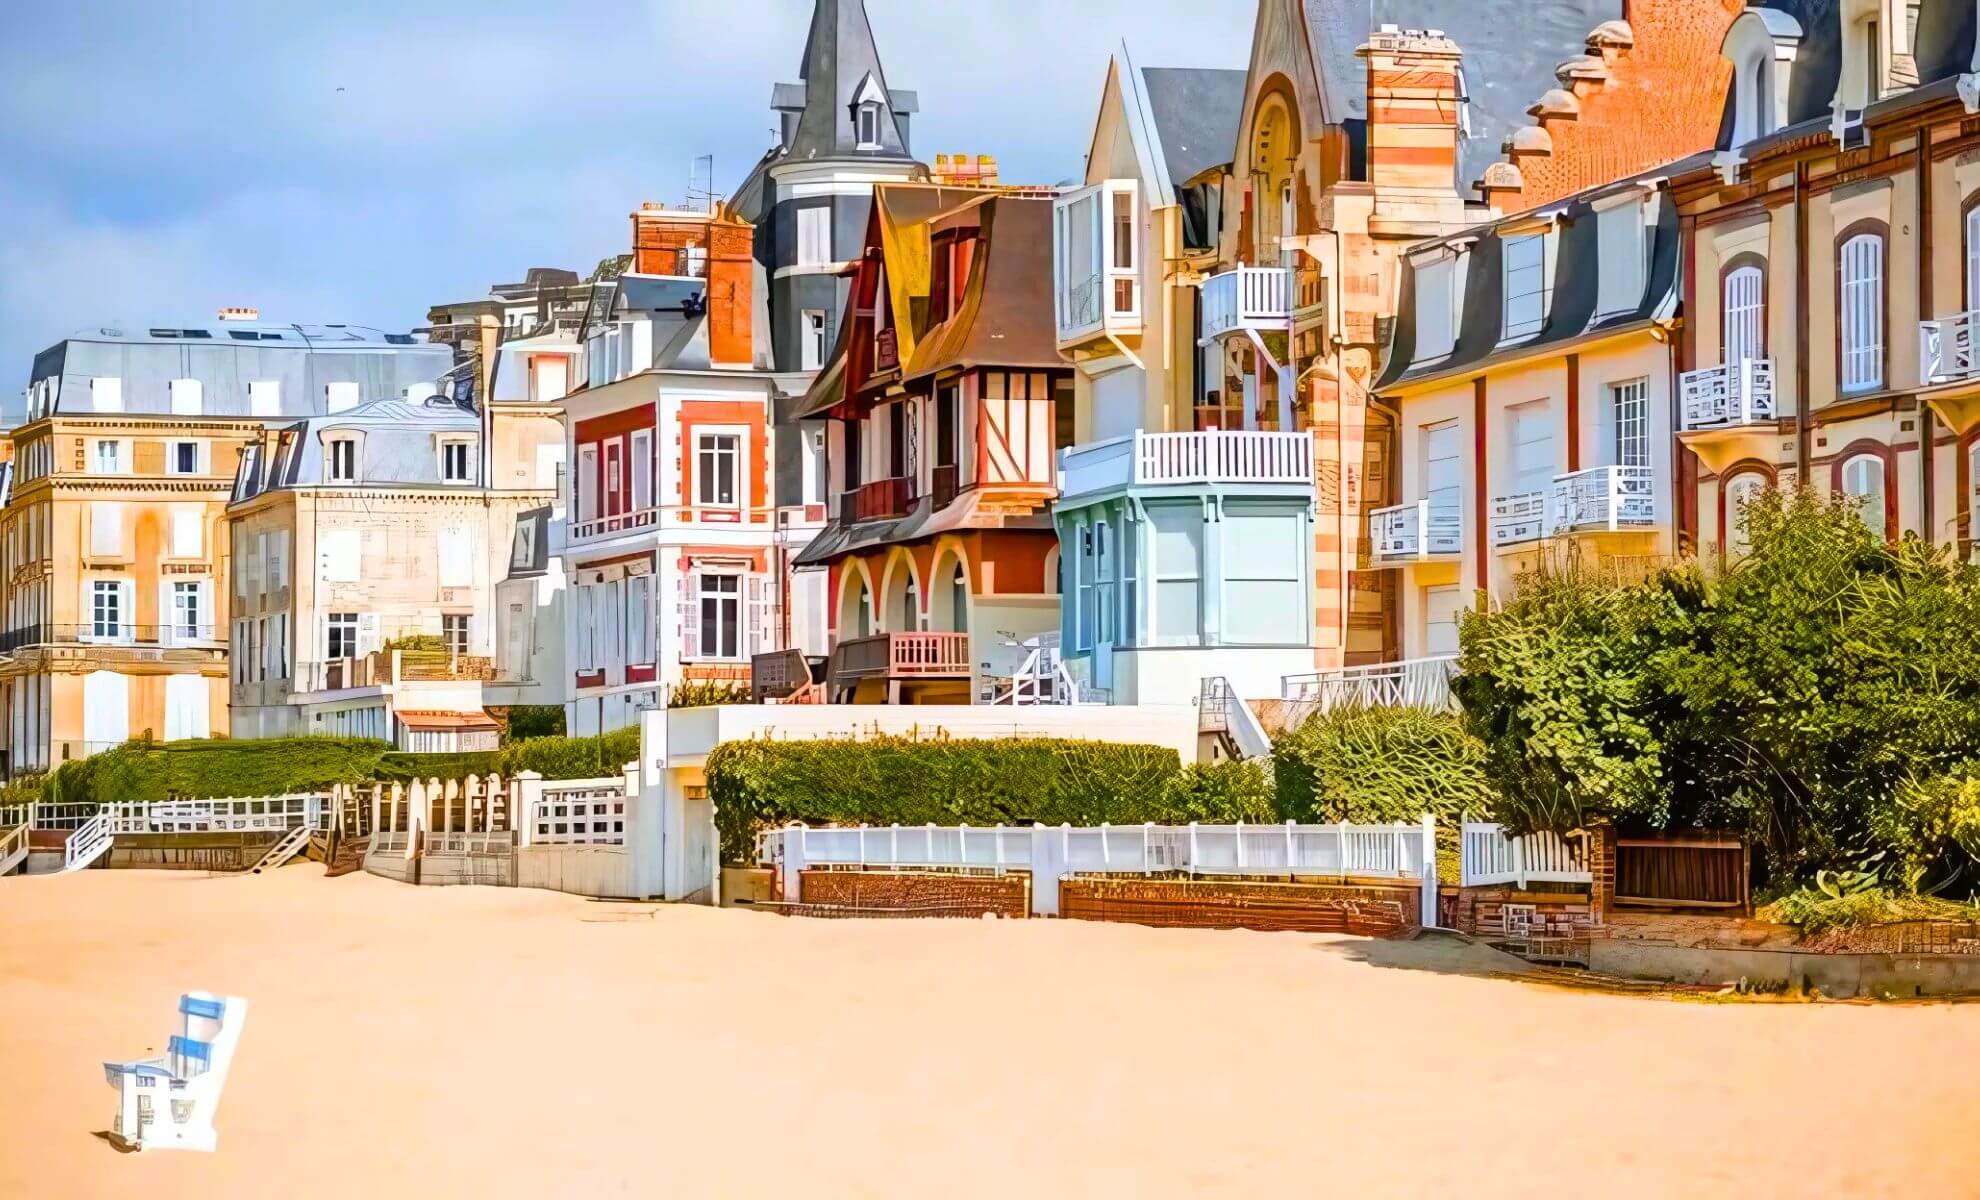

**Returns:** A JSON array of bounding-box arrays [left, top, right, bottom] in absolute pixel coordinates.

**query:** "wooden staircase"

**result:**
[[247, 824, 312, 875], [0, 819, 27, 877]]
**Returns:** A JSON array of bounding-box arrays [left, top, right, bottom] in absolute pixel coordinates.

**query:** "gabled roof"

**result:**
[[774, 0, 919, 163], [1302, 0, 1624, 194]]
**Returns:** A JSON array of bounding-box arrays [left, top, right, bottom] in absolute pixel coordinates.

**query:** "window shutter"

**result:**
[[680, 574, 701, 660], [90, 502, 123, 558], [1723, 266, 1763, 365], [1966, 207, 1980, 310], [746, 575, 770, 656], [357, 613, 381, 656]]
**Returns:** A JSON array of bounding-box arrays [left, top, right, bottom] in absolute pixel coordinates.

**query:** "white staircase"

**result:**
[[0, 819, 27, 877], [247, 824, 312, 875], [63, 813, 113, 872]]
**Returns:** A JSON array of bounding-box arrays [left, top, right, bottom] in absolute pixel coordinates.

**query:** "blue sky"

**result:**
[[0, 1, 1252, 416]]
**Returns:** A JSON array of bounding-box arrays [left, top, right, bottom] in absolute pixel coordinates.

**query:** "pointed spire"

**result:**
[[771, 0, 921, 162]]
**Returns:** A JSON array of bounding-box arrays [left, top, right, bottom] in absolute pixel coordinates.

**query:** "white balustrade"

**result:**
[[569, 504, 660, 544], [1370, 500, 1462, 563], [526, 779, 629, 846], [1921, 310, 1980, 385], [1549, 464, 1656, 533], [99, 794, 328, 836], [1679, 357, 1775, 431], [1281, 656, 1458, 713], [1199, 266, 1292, 342], [1490, 491, 1548, 546], [1459, 821, 1592, 888], [1058, 430, 1314, 502]]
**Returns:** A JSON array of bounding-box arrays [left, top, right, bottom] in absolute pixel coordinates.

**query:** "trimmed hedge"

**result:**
[[46, 727, 643, 805], [707, 735, 1182, 863]]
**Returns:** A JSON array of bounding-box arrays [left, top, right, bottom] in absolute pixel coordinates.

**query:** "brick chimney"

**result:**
[[704, 209, 755, 369], [1357, 25, 1464, 196]]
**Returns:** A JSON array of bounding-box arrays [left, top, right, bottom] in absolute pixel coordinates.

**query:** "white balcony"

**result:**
[[1490, 491, 1548, 547], [1199, 266, 1292, 344], [1057, 430, 1313, 502], [1921, 310, 1980, 386], [1549, 464, 1656, 533], [569, 505, 659, 544], [1679, 358, 1775, 432], [1370, 500, 1462, 564]]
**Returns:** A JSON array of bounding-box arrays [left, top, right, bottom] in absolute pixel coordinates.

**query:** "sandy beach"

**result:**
[[0, 866, 1973, 1198]]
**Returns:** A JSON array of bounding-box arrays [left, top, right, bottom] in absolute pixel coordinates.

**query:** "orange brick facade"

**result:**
[[1479, 0, 1741, 211], [1058, 876, 1417, 937], [798, 868, 1030, 918]]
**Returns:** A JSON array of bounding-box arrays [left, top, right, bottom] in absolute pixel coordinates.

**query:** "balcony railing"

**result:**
[[930, 464, 960, 510], [1281, 656, 1458, 713], [1489, 491, 1548, 546], [1921, 310, 1980, 386], [570, 505, 659, 543], [851, 476, 913, 522], [1549, 464, 1656, 533], [1062, 273, 1104, 335], [1199, 266, 1292, 343], [0, 624, 221, 653], [1679, 357, 1775, 432], [295, 650, 496, 694], [1059, 430, 1313, 502], [1370, 501, 1462, 564], [828, 632, 971, 688]]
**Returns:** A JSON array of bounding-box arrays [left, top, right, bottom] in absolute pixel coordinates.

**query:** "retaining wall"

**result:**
[[1059, 876, 1417, 936], [106, 832, 282, 872], [797, 868, 1030, 918], [1588, 938, 1980, 999]]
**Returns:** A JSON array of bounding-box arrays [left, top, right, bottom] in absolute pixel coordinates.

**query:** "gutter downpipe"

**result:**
[[1794, 160, 1811, 482]]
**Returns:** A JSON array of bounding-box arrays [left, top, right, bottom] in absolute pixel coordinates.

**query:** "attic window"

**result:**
[[857, 102, 882, 149]]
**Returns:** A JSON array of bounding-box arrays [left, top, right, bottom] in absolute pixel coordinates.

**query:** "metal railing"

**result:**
[[570, 505, 660, 543], [1281, 657, 1458, 713], [1199, 266, 1292, 342], [100, 794, 329, 835], [1460, 821, 1592, 887], [1370, 500, 1462, 563], [1489, 491, 1548, 546], [1921, 310, 1980, 385], [1679, 357, 1775, 431], [1061, 272, 1104, 334], [1549, 464, 1655, 533]]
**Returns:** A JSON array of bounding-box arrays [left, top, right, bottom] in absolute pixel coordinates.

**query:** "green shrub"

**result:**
[[49, 737, 394, 805], [0, 773, 46, 807], [1273, 704, 1493, 827], [497, 726, 641, 780], [503, 705, 567, 742], [383, 634, 449, 652], [1159, 759, 1277, 823], [707, 735, 1181, 863]]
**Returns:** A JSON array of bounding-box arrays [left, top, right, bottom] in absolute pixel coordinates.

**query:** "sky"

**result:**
[[0, 1, 1254, 418]]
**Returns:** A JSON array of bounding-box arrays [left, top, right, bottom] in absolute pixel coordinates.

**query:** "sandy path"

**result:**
[[0, 867, 1973, 1198]]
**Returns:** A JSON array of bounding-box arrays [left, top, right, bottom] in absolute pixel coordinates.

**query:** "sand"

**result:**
[[0, 867, 1974, 1199]]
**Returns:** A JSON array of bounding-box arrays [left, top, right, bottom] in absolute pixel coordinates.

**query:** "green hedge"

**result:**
[[46, 726, 642, 805], [707, 736, 1181, 863]]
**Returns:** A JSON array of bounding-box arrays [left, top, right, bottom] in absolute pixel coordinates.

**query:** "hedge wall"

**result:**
[[707, 735, 1182, 863], [46, 726, 643, 805]]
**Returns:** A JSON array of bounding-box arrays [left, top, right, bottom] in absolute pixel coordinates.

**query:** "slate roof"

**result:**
[[234, 397, 481, 499], [1375, 159, 1692, 393], [773, 0, 918, 163], [1140, 67, 1248, 188], [903, 194, 1061, 382], [1302, 0, 1624, 195]]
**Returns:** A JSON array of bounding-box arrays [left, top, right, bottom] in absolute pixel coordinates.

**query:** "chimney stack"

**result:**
[[1357, 26, 1465, 196]]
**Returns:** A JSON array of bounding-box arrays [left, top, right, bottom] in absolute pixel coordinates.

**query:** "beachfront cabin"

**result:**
[[788, 184, 1069, 703]]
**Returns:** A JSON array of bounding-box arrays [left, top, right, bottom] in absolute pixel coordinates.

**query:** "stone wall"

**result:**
[[1451, 885, 1599, 940], [1059, 876, 1416, 937]]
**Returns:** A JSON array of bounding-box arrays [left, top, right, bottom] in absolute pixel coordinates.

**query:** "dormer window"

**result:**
[[1724, 8, 1801, 148], [1593, 194, 1648, 318], [851, 74, 887, 150], [438, 437, 475, 484], [1502, 233, 1548, 340], [1410, 249, 1461, 364], [326, 436, 359, 484]]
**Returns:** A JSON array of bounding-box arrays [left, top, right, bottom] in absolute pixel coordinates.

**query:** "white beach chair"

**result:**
[[102, 991, 248, 1152]]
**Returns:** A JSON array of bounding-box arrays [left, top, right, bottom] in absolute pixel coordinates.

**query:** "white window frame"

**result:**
[[438, 437, 475, 484], [1410, 251, 1458, 363], [796, 206, 832, 267], [1723, 263, 1765, 366], [1840, 453, 1887, 537], [171, 580, 204, 642], [693, 571, 743, 661], [166, 439, 203, 476], [326, 436, 359, 484], [93, 439, 126, 475], [694, 428, 745, 511], [801, 309, 828, 372], [1609, 378, 1649, 469], [1838, 231, 1884, 394], [1501, 232, 1549, 340], [89, 579, 128, 641], [325, 612, 359, 661], [856, 102, 882, 150], [630, 429, 654, 513]]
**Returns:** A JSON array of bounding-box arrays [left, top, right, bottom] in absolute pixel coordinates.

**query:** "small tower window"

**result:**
[[857, 102, 882, 149]]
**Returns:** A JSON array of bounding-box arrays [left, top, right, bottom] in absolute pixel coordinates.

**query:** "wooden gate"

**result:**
[[1614, 836, 1748, 911]]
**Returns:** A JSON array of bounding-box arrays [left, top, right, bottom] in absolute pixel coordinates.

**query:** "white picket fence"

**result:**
[[1459, 821, 1591, 888], [759, 817, 1439, 921], [100, 794, 329, 835]]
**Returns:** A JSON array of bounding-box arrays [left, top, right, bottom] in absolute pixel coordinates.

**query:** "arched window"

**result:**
[[1838, 231, 1884, 393], [1724, 471, 1768, 558], [1840, 453, 1887, 537], [902, 577, 918, 632], [1964, 203, 1980, 311], [1723, 263, 1764, 366], [855, 579, 872, 638]]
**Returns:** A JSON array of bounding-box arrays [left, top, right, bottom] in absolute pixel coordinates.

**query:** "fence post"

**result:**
[[783, 823, 807, 903], [1188, 821, 1198, 877], [1235, 820, 1245, 871], [514, 771, 544, 849], [1101, 822, 1111, 867], [1337, 821, 1349, 878], [1513, 834, 1527, 891], [1420, 813, 1438, 929], [1284, 819, 1295, 875], [1144, 822, 1154, 876]]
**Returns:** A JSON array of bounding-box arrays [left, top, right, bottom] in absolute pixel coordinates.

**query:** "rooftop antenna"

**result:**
[[685, 154, 716, 214]]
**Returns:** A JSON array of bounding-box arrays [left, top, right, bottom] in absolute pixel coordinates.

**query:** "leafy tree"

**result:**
[[1272, 704, 1493, 827]]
